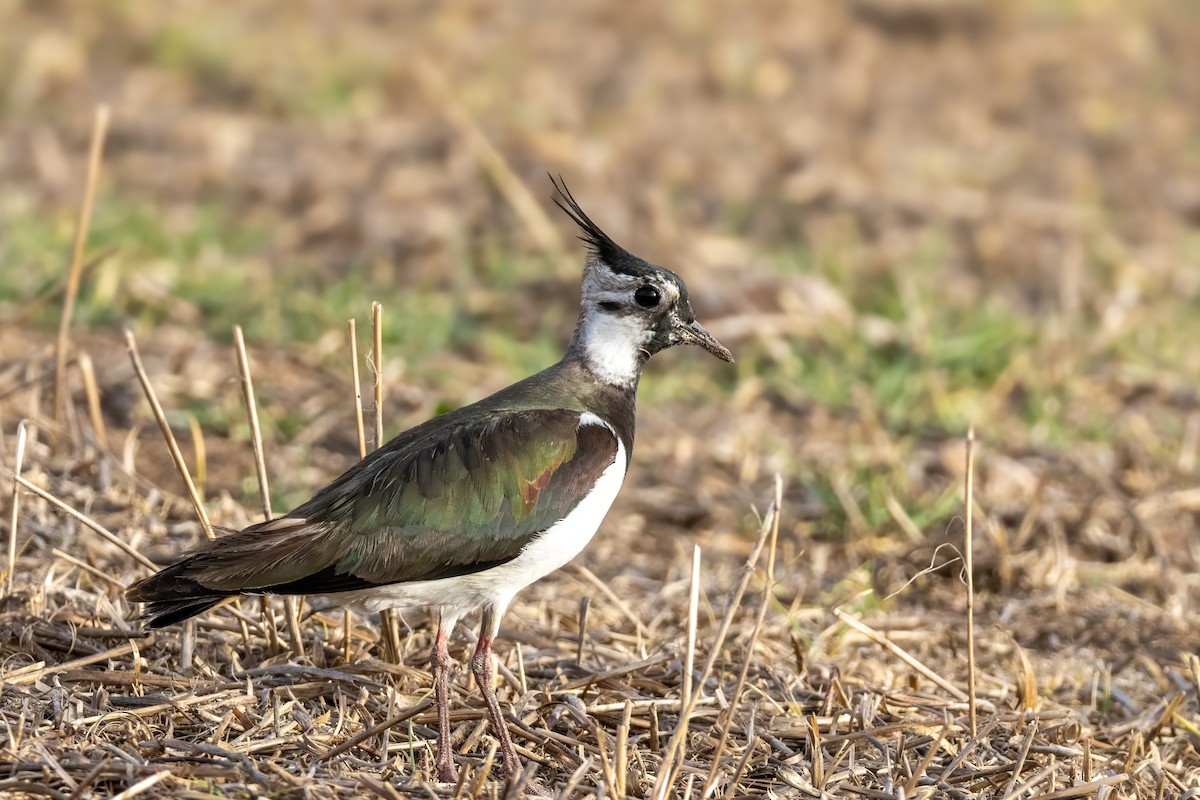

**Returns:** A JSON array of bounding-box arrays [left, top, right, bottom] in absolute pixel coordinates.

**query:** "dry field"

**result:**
[[3, 1, 1200, 797]]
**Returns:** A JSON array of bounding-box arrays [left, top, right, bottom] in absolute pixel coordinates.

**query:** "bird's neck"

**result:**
[[542, 354, 638, 465], [567, 307, 649, 390]]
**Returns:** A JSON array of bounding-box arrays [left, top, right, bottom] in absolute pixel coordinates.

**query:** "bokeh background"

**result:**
[[3, 0, 1200, 796]]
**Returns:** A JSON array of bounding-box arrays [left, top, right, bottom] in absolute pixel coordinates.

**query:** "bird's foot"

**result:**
[[516, 780, 552, 797], [502, 758, 553, 797]]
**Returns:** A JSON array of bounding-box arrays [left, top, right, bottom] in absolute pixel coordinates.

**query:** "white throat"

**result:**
[[574, 309, 649, 387]]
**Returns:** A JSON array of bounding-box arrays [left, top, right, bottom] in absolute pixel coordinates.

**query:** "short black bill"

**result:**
[[678, 320, 733, 362]]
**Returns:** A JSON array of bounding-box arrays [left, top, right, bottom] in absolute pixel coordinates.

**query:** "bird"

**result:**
[[125, 177, 734, 788]]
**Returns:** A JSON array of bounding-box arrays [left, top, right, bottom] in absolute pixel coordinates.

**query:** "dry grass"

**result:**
[[4, 0, 1200, 797], [2, 411, 1199, 798]]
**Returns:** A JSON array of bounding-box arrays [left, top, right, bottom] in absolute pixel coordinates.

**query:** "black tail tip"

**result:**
[[137, 597, 225, 629]]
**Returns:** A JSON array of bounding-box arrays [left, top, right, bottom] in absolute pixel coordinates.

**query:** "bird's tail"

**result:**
[[125, 517, 346, 629], [137, 596, 226, 628], [125, 561, 230, 629]]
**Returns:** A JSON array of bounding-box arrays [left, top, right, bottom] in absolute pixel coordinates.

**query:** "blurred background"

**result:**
[[2, 1, 1200, 796], [3, 0, 1200, 770]]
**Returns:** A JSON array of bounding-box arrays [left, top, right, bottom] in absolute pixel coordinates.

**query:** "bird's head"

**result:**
[[554, 179, 733, 389]]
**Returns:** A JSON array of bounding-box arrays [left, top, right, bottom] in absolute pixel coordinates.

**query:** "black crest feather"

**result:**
[[550, 175, 640, 275]]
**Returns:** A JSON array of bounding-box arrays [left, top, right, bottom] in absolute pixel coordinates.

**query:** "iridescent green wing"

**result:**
[[153, 409, 619, 596], [316, 408, 618, 586]]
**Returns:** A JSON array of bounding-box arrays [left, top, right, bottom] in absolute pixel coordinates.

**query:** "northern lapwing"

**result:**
[[125, 178, 734, 787]]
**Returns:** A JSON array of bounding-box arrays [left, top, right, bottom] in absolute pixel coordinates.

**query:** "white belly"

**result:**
[[334, 419, 626, 618]]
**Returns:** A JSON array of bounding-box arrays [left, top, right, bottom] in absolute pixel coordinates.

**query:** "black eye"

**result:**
[[634, 286, 661, 308]]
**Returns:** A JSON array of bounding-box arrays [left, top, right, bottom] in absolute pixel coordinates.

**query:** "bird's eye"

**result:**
[[634, 286, 661, 308]]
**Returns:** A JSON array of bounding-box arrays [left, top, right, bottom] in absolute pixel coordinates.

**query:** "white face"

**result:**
[[576, 309, 653, 386], [573, 254, 684, 387]]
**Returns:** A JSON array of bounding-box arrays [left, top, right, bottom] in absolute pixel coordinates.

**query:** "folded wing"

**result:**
[[126, 409, 618, 627]]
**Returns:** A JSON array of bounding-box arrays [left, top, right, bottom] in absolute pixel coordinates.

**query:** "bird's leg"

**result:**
[[470, 606, 523, 782], [432, 616, 457, 783]]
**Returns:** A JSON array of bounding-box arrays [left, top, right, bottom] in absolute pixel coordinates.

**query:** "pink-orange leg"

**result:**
[[432, 619, 457, 783], [470, 607, 523, 781]]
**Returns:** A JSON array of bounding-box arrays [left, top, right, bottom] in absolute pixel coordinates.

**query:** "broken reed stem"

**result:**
[[471, 742, 499, 797], [77, 353, 107, 448], [723, 706, 756, 799], [965, 426, 978, 737], [701, 475, 782, 797], [576, 595, 590, 666], [52, 547, 125, 589], [682, 545, 700, 714], [4, 641, 145, 686], [371, 301, 384, 450], [1027, 774, 1129, 800], [234, 328, 278, 655], [1001, 719, 1038, 798], [345, 318, 367, 661], [370, 302, 402, 662], [508, 762, 539, 798], [187, 415, 206, 499], [615, 700, 632, 798], [595, 715, 617, 798], [999, 764, 1056, 800], [941, 717, 999, 782], [558, 756, 593, 800], [902, 715, 952, 796], [652, 486, 780, 800], [53, 105, 110, 437], [108, 770, 168, 800], [281, 604, 305, 659], [347, 319, 367, 459], [6, 421, 29, 596], [233, 327, 272, 520], [569, 563, 651, 642], [833, 608, 969, 701], [234, 326, 303, 657], [123, 330, 213, 539], [10, 474, 156, 571]]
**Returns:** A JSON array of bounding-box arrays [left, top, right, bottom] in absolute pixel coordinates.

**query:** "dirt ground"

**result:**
[[2, 1, 1200, 797]]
